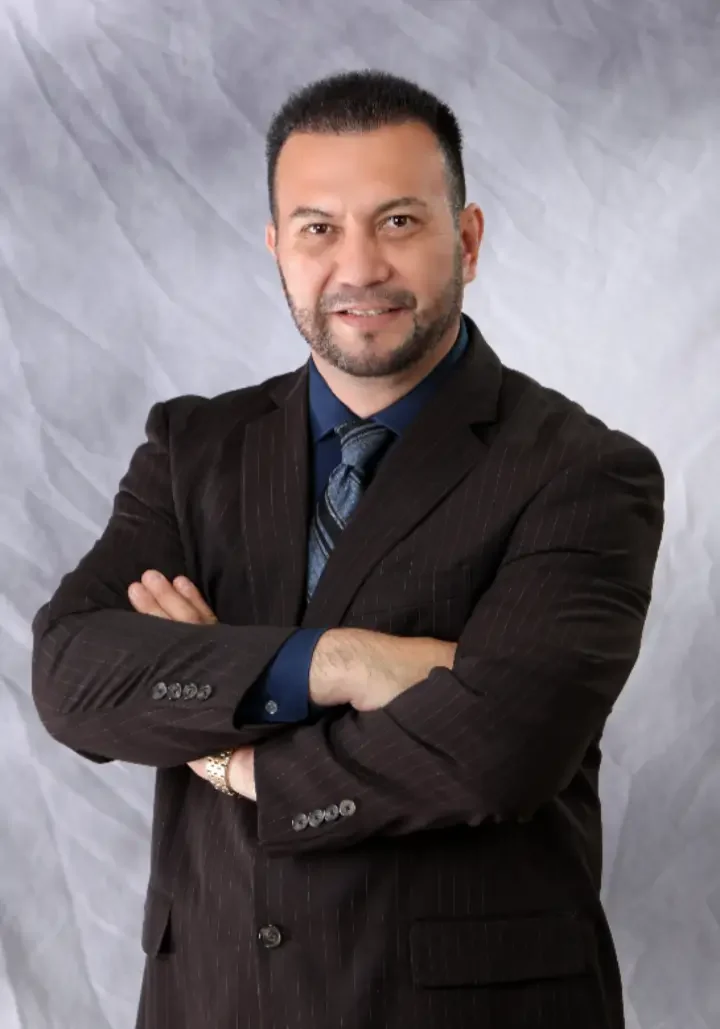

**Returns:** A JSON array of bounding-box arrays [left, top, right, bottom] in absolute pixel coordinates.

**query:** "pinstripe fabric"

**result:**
[[30, 316, 665, 1029], [306, 418, 395, 600]]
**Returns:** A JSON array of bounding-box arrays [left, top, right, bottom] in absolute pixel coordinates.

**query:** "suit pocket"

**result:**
[[409, 914, 595, 988], [141, 886, 174, 957]]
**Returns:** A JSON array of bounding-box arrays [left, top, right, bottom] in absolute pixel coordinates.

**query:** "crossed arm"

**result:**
[[125, 568, 457, 801], [31, 399, 665, 856]]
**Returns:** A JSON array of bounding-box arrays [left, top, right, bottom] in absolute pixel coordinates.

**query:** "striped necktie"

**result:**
[[306, 418, 395, 601]]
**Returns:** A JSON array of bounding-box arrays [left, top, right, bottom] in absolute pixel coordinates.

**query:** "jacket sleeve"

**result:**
[[253, 437, 665, 856], [31, 399, 296, 767]]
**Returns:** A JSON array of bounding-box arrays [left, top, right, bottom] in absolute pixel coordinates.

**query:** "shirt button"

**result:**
[[196, 684, 213, 701], [308, 808, 325, 828], [292, 813, 309, 832], [182, 682, 198, 700], [324, 804, 340, 822], [339, 799, 356, 817], [167, 682, 183, 700], [151, 682, 167, 700], [258, 925, 283, 949], [264, 700, 278, 715]]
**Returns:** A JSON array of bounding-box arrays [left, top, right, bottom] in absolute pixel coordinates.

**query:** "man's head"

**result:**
[[264, 70, 484, 402]]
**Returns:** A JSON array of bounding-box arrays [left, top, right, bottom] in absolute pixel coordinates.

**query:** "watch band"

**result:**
[[205, 750, 237, 796]]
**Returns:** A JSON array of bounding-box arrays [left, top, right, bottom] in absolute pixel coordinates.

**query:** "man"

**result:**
[[31, 69, 664, 1029]]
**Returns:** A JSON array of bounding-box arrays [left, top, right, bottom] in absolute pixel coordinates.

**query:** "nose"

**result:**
[[333, 228, 391, 291]]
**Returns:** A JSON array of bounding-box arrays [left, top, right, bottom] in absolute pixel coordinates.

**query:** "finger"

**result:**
[[140, 570, 207, 624], [128, 582, 171, 619], [172, 577, 218, 623]]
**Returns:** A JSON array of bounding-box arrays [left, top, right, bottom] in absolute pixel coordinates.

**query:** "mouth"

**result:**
[[332, 308, 407, 329]]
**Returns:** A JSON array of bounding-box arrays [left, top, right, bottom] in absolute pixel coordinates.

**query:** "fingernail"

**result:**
[[144, 570, 162, 584], [175, 577, 190, 590]]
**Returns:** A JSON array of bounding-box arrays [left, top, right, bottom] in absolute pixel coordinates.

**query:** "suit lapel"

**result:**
[[302, 320, 503, 627], [240, 319, 503, 629], [240, 364, 311, 626]]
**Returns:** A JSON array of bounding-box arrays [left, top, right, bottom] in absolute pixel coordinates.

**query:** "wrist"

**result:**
[[308, 628, 366, 707], [228, 747, 256, 801], [311, 627, 404, 707], [308, 629, 422, 707], [308, 629, 457, 711]]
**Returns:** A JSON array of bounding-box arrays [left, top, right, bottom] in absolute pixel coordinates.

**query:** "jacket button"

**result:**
[[196, 684, 213, 701], [151, 682, 168, 700], [324, 804, 340, 822], [308, 808, 325, 828], [292, 813, 309, 832], [167, 682, 183, 700], [182, 683, 198, 700], [258, 925, 283, 949], [339, 799, 356, 817]]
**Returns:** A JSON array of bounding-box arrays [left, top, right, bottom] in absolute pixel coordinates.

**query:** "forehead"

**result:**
[[274, 121, 450, 217]]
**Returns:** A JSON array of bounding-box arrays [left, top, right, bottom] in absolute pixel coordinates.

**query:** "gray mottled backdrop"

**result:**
[[1, 1, 718, 1027]]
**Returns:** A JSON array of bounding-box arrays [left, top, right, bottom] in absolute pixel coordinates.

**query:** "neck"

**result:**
[[311, 318, 462, 418]]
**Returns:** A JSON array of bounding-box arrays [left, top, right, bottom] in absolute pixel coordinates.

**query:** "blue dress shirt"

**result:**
[[236, 315, 470, 723]]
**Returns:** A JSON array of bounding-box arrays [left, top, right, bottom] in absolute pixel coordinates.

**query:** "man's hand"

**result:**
[[128, 570, 256, 801], [128, 570, 218, 624], [310, 628, 457, 712]]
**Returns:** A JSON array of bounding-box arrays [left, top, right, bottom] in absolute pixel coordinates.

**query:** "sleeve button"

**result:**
[[339, 799, 356, 817], [196, 684, 213, 701], [258, 925, 283, 949], [151, 682, 168, 700], [292, 813, 309, 832]]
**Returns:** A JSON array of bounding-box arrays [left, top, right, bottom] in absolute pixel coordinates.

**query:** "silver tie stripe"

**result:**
[[306, 418, 395, 601]]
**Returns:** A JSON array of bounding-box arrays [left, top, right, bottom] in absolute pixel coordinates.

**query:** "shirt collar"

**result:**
[[308, 314, 470, 443]]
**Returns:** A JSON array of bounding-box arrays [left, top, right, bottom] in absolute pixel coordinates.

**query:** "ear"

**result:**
[[265, 222, 277, 257], [462, 205, 484, 284]]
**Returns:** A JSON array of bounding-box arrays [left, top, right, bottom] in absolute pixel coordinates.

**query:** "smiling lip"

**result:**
[[333, 308, 407, 329]]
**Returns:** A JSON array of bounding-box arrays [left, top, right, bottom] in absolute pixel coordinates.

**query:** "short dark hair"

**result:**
[[265, 69, 466, 226]]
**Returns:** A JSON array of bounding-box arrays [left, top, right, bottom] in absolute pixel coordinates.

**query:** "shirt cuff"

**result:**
[[235, 628, 327, 723]]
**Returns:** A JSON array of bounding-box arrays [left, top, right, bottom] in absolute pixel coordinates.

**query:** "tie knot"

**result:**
[[335, 418, 394, 474]]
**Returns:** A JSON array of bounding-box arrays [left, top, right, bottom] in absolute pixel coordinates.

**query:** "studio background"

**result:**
[[1, 2, 718, 1027]]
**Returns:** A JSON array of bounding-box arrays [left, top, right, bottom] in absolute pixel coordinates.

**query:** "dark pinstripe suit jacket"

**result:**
[[31, 317, 664, 1029]]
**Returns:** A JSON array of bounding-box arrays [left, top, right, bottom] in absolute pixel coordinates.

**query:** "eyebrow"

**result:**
[[288, 196, 430, 221]]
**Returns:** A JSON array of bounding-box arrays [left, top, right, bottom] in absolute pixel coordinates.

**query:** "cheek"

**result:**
[[397, 245, 451, 291], [284, 256, 328, 305]]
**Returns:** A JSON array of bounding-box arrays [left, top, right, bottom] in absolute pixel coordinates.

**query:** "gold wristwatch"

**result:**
[[205, 750, 237, 796]]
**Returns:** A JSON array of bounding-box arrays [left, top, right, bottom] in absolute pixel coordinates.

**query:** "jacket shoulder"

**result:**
[[498, 364, 661, 469], [152, 366, 303, 439]]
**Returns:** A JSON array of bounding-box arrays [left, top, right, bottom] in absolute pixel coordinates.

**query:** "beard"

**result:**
[[276, 245, 465, 379]]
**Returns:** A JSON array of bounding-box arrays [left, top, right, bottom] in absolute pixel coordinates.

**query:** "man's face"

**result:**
[[267, 121, 482, 379]]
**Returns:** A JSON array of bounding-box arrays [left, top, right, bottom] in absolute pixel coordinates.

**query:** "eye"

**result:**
[[300, 215, 417, 237], [385, 214, 416, 229]]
